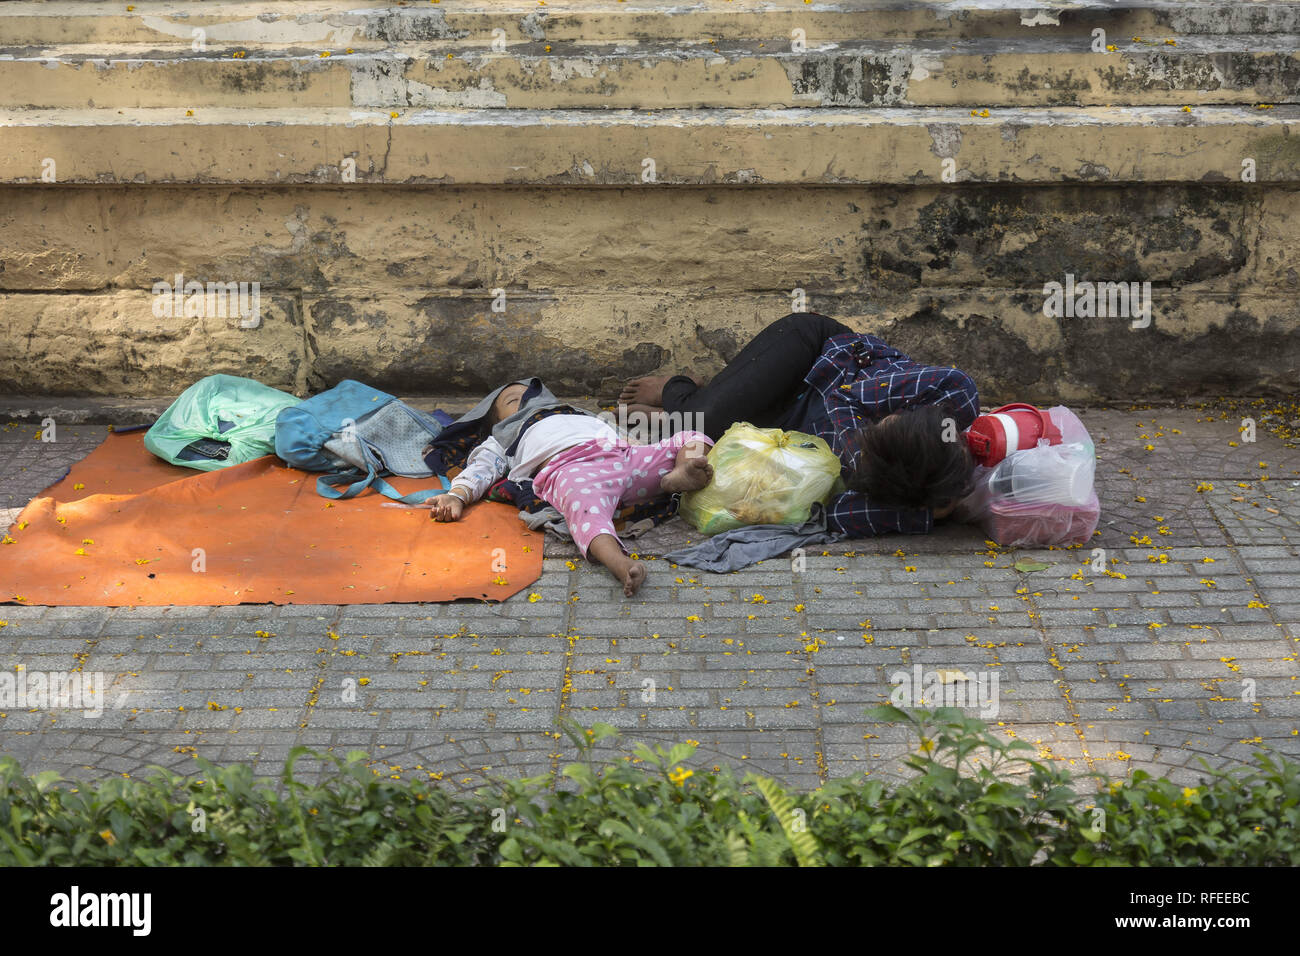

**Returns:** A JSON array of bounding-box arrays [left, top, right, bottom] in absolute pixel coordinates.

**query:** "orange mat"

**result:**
[[0, 433, 542, 606]]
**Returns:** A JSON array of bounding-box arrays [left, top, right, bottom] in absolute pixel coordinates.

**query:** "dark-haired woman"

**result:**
[[618, 312, 979, 537]]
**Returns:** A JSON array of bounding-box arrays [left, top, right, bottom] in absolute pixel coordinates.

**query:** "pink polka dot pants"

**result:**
[[532, 431, 712, 558]]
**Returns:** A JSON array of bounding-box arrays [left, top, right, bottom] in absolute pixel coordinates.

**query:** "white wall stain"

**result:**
[[351, 58, 508, 108], [548, 58, 600, 83], [910, 55, 944, 84], [139, 14, 359, 46], [407, 77, 508, 109], [1020, 10, 1061, 28], [927, 123, 963, 158]]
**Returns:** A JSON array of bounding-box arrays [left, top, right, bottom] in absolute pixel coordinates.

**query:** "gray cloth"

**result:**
[[519, 505, 570, 539], [520, 505, 659, 545], [662, 505, 840, 572]]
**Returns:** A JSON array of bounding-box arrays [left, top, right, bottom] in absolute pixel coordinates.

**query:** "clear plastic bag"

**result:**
[[679, 423, 843, 535], [987, 441, 1095, 506], [955, 405, 1100, 546], [145, 374, 301, 471]]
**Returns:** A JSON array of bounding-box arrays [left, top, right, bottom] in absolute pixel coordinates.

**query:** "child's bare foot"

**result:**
[[620, 561, 646, 597], [588, 533, 647, 598], [660, 455, 713, 494]]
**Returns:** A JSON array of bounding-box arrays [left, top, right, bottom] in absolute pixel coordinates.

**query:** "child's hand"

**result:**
[[430, 493, 465, 522]]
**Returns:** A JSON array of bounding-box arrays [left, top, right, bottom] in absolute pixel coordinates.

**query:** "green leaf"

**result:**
[[0, 827, 36, 866], [32, 770, 63, 793], [725, 831, 750, 867], [753, 776, 822, 867], [561, 763, 596, 789], [596, 819, 673, 866], [666, 742, 697, 767], [897, 826, 941, 849], [1014, 561, 1050, 573], [865, 705, 911, 723]]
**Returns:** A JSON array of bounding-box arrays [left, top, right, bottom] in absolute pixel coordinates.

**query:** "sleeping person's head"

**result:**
[[488, 384, 528, 426], [846, 404, 973, 516]]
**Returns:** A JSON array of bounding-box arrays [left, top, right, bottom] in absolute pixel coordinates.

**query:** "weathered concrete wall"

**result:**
[[1, 184, 1295, 402], [1, 1, 1298, 403]]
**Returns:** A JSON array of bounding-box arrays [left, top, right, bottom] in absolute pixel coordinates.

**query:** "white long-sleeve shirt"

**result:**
[[449, 414, 619, 502]]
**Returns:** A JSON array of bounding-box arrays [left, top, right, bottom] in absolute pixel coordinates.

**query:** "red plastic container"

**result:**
[[966, 403, 1063, 467]]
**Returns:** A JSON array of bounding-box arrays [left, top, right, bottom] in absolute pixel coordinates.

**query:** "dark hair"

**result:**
[[845, 405, 973, 511]]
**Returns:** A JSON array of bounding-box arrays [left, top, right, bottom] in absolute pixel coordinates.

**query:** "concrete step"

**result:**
[[4, 0, 1300, 49], [3, 104, 1297, 185], [4, 36, 1297, 109]]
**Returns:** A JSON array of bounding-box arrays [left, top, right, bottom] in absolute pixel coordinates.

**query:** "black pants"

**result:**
[[662, 312, 852, 441]]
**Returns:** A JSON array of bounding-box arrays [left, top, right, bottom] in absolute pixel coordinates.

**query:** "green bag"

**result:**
[[144, 374, 301, 471], [680, 422, 844, 535]]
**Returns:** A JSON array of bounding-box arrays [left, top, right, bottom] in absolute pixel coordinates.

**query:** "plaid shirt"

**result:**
[[798, 333, 980, 538]]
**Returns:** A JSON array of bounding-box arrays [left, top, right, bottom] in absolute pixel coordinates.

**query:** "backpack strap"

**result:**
[[316, 463, 451, 504]]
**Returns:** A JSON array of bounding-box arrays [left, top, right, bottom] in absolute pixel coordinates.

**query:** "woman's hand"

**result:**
[[430, 493, 465, 522]]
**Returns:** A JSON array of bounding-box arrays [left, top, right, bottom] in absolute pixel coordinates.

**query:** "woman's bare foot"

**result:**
[[660, 453, 714, 494], [618, 376, 671, 407], [619, 374, 703, 407]]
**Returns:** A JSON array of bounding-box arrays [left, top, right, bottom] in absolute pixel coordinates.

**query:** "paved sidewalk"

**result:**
[[1, 403, 1297, 792]]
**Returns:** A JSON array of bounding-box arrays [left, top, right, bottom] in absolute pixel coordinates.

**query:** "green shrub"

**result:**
[[810, 706, 1085, 865], [1, 708, 1296, 866], [0, 748, 489, 866], [1057, 754, 1300, 866]]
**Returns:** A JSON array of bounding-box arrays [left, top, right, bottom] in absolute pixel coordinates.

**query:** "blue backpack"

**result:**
[[274, 380, 450, 503]]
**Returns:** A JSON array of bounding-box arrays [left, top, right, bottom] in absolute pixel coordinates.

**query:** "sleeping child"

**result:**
[[427, 381, 713, 596]]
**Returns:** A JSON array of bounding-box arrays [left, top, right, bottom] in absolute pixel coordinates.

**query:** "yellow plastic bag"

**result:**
[[680, 423, 843, 535]]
